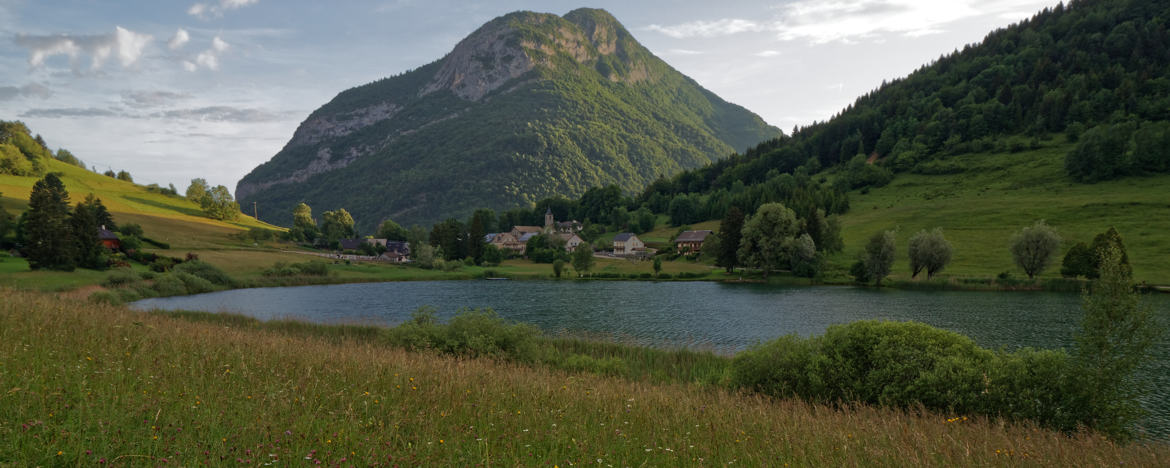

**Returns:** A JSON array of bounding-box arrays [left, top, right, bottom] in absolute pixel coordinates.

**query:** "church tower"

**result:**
[[544, 207, 554, 230]]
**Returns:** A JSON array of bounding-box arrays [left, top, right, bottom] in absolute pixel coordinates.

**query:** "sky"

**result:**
[[1, 0, 1060, 193]]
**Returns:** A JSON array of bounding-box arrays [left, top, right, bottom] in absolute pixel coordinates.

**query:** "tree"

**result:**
[[863, 230, 896, 286], [571, 241, 594, 276], [700, 232, 721, 262], [321, 209, 357, 243], [0, 192, 14, 244], [429, 218, 465, 261], [652, 256, 662, 276], [412, 243, 436, 269], [907, 228, 953, 279], [22, 173, 75, 271], [1071, 246, 1162, 440], [788, 233, 819, 278], [1061, 242, 1095, 278], [290, 203, 318, 242], [376, 219, 408, 241], [103, 169, 116, 178], [202, 185, 240, 221], [1009, 221, 1061, 279], [71, 194, 108, 269], [116, 170, 133, 183], [1088, 227, 1130, 278], [186, 178, 210, 205], [633, 207, 656, 233], [55, 148, 84, 168], [466, 212, 487, 264], [737, 203, 801, 278], [482, 244, 503, 266], [87, 194, 115, 231], [552, 259, 565, 278], [717, 206, 744, 273], [525, 233, 567, 264]]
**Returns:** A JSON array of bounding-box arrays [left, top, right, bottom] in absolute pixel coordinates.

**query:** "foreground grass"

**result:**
[[2, 290, 1167, 466]]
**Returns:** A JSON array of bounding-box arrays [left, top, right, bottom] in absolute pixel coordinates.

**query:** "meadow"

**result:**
[[3, 289, 1168, 466], [830, 138, 1170, 284]]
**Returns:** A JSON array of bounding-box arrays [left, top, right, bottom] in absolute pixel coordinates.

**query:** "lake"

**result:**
[[133, 280, 1170, 437]]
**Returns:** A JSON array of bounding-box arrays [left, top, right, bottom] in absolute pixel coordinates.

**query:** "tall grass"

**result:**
[[2, 289, 1167, 465]]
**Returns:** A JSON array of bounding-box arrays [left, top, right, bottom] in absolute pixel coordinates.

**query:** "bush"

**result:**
[[173, 260, 235, 286], [172, 272, 215, 294], [386, 308, 540, 361], [150, 257, 177, 272], [263, 261, 330, 277], [152, 273, 189, 296], [88, 290, 123, 305], [102, 268, 140, 288], [730, 320, 1099, 434], [657, 273, 672, 279]]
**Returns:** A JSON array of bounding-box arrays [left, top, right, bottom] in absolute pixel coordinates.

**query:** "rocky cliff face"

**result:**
[[237, 8, 781, 230]]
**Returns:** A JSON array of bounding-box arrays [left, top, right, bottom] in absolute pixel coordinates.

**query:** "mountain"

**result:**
[[236, 8, 780, 231]]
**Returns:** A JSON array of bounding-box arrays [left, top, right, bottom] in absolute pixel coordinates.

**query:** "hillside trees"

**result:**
[[289, 203, 319, 242], [1063, 227, 1131, 279], [862, 230, 896, 286], [0, 193, 13, 245], [376, 219, 408, 241], [54, 149, 85, 168], [1010, 221, 1061, 279], [116, 171, 133, 183], [737, 203, 803, 278], [321, 209, 357, 243], [22, 173, 75, 270], [429, 218, 466, 261], [1066, 121, 1170, 182], [203, 185, 241, 221], [716, 206, 744, 273], [186, 179, 210, 204], [907, 228, 953, 279]]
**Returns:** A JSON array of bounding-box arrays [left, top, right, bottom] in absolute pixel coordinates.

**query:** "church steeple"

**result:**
[[544, 207, 554, 229]]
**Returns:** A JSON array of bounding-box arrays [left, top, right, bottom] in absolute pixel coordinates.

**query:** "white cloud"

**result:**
[[647, 0, 1053, 44], [212, 36, 230, 52], [663, 49, 704, 56], [169, 28, 190, 50], [646, 18, 763, 39], [15, 26, 152, 70], [755, 50, 781, 58], [183, 36, 229, 71], [195, 50, 219, 70], [188, 0, 259, 19]]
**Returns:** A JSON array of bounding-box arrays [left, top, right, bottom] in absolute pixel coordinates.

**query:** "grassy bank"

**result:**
[[2, 290, 1168, 465]]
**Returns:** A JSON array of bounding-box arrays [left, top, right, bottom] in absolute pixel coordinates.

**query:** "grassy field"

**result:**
[[821, 139, 1170, 284], [2, 289, 1167, 466]]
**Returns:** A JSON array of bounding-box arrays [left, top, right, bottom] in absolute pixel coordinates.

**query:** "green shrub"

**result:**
[[172, 272, 215, 294], [152, 273, 189, 296], [150, 257, 177, 272], [101, 268, 140, 288], [657, 273, 672, 279], [730, 320, 1106, 435], [386, 307, 540, 362], [173, 260, 235, 286]]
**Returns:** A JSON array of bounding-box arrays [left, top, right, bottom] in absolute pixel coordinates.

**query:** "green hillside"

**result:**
[[829, 137, 1170, 284], [236, 8, 780, 231]]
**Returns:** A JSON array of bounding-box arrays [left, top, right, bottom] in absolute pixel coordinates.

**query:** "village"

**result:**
[[310, 209, 715, 265]]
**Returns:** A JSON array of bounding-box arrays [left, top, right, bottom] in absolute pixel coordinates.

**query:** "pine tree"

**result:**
[[716, 206, 744, 273], [70, 194, 105, 269], [22, 173, 75, 270]]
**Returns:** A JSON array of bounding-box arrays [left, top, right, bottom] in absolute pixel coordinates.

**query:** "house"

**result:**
[[510, 225, 543, 239], [675, 230, 713, 253], [338, 238, 366, 251], [489, 232, 525, 253], [613, 233, 645, 256], [554, 232, 584, 252], [98, 225, 120, 250], [379, 241, 411, 263]]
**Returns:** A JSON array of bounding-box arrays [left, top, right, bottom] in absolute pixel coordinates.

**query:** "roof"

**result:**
[[385, 241, 410, 253], [613, 233, 637, 242], [512, 225, 542, 233], [675, 230, 713, 243], [338, 238, 365, 250], [554, 232, 581, 242], [98, 227, 119, 241], [518, 232, 538, 243], [484, 233, 498, 243]]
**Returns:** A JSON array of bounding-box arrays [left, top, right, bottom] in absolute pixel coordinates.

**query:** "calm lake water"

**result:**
[[133, 280, 1170, 437]]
